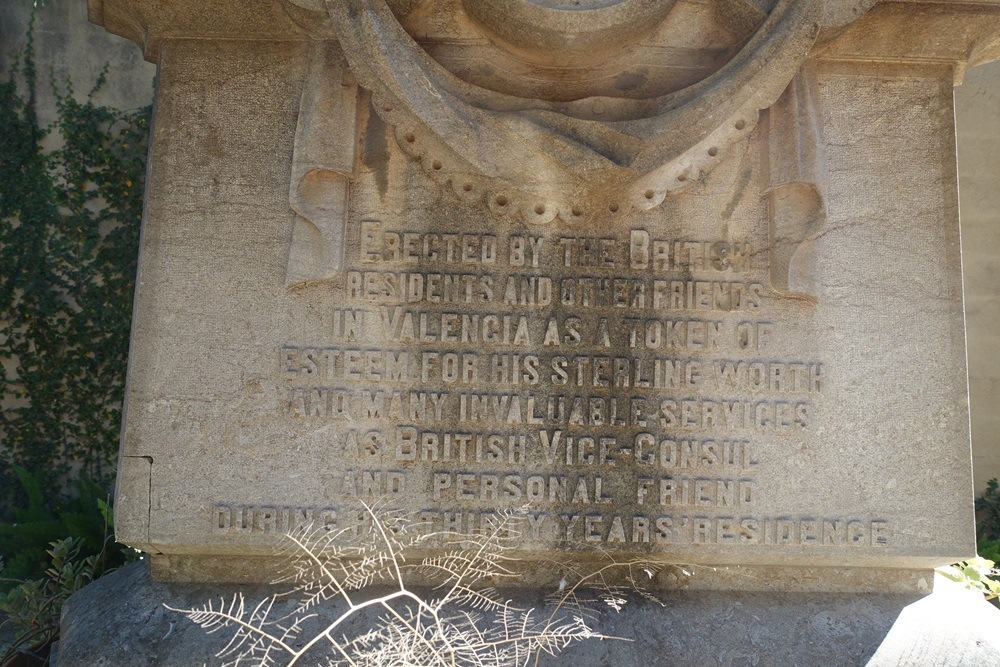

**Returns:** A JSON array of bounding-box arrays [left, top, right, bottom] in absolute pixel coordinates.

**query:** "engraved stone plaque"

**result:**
[[99, 0, 1000, 588]]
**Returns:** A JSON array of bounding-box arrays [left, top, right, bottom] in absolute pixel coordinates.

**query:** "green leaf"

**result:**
[[938, 565, 964, 583]]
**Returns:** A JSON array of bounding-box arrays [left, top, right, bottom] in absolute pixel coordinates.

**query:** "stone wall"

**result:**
[[0, 0, 154, 132]]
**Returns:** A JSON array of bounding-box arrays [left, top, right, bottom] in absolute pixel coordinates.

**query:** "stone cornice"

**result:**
[[817, 1, 1000, 80], [86, 0, 328, 63], [89, 0, 1000, 74]]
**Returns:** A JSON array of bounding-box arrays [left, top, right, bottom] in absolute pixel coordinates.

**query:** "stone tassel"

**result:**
[[765, 68, 825, 302], [286, 40, 360, 287]]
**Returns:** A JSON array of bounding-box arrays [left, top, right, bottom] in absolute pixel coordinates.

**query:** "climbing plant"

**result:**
[[0, 14, 150, 515]]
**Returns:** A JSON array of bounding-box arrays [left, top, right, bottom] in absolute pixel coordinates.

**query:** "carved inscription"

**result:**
[[274, 224, 889, 551], [213, 503, 891, 549]]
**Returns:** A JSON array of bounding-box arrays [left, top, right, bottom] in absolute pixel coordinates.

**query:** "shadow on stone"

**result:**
[[59, 561, 1000, 667]]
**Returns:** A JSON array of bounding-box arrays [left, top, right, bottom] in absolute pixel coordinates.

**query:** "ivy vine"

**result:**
[[0, 14, 150, 515]]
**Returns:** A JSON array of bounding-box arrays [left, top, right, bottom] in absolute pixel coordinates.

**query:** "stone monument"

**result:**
[[61, 0, 1000, 663]]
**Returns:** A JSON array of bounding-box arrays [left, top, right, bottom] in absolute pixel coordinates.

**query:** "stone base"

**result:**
[[57, 561, 1000, 666], [147, 552, 936, 593]]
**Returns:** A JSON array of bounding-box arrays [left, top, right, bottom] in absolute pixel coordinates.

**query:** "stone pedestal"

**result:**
[[67, 0, 1000, 662]]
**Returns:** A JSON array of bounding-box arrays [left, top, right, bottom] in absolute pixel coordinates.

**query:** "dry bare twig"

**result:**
[[167, 505, 651, 667]]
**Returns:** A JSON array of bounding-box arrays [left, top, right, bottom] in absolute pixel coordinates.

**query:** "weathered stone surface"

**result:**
[[84, 0, 998, 587], [866, 580, 1000, 666], [57, 561, 1000, 666], [59, 0, 1000, 663]]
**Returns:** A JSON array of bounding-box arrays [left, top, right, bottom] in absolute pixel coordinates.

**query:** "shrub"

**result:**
[[976, 478, 1000, 542], [0, 466, 132, 591]]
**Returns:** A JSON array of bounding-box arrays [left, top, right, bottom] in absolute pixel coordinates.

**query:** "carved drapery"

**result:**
[[323, 0, 824, 224], [284, 0, 882, 286]]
